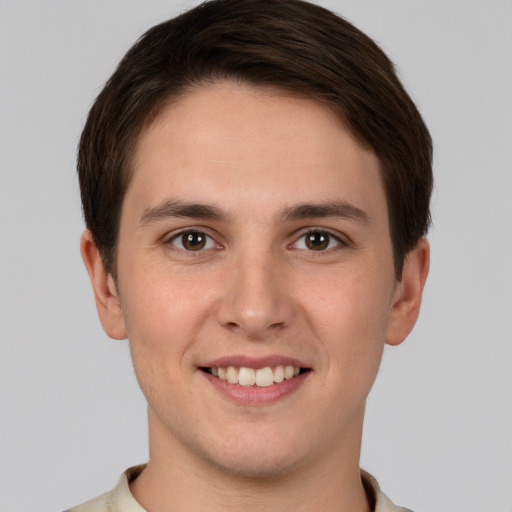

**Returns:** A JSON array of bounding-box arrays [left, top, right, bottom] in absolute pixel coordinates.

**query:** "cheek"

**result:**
[[118, 268, 212, 381], [121, 278, 202, 418], [310, 264, 392, 325], [120, 258, 213, 334], [304, 266, 393, 373]]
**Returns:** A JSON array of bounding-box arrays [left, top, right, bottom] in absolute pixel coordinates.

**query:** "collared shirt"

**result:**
[[65, 465, 412, 512]]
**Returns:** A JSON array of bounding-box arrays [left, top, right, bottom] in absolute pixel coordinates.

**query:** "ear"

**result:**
[[386, 237, 430, 346], [80, 230, 127, 340]]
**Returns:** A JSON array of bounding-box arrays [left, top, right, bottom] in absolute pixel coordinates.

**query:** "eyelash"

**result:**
[[165, 228, 347, 254], [166, 229, 218, 252], [291, 229, 346, 252]]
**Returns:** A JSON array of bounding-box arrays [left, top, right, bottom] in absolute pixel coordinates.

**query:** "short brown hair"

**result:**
[[78, 0, 432, 277]]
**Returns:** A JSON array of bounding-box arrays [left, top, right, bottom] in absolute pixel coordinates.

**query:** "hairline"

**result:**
[[107, 77, 395, 279]]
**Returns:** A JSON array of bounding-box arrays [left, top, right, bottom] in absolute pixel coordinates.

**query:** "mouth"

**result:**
[[200, 365, 310, 387]]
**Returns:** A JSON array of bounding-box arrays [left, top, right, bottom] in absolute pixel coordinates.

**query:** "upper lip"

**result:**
[[201, 355, 310, 369]]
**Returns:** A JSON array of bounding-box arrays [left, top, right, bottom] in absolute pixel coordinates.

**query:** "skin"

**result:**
[[81, 81, 429, 512]]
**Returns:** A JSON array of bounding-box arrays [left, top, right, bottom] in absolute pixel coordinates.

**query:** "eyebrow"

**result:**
[[139, 198, 369, 226], [139, 199, 226, 225], [279, 200, 370, 224]]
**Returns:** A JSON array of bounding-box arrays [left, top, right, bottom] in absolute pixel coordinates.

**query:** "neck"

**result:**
[[130, 407, 371, 512]]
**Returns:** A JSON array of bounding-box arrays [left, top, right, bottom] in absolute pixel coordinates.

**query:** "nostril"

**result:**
[[216, 286, 294, 339]]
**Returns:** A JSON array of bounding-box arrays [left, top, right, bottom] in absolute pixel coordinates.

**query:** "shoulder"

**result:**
[[361, 470, 414, 512], [64, 491, 109, 512], [64, 465, 147, 512]]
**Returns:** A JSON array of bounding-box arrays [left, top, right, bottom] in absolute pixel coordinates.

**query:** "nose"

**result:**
[[216, 249, 295, 340]]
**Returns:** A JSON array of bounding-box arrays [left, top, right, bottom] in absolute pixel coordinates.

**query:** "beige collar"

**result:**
[[71, 464, 412, 512]]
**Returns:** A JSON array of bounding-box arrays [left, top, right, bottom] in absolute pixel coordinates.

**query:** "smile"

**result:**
[[201, 365, 308, 387]]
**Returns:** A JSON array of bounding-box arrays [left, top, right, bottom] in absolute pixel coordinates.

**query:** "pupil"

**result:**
[[184, 232, 205, 250], [307, 232, 329, 250]]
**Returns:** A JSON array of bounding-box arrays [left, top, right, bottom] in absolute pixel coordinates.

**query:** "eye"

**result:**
[[169, 230, 216, 251], [293, 230, 343, 251]]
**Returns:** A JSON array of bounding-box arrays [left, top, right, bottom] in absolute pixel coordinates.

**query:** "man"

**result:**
[[70, 0, 431, 510]]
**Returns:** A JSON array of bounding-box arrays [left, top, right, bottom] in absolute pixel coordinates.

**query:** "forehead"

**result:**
[[127, 81, 386, 223]]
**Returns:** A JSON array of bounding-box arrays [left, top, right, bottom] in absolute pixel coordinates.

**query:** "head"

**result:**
[[78, 0, 432, 482], [78, 0, 432, 281]]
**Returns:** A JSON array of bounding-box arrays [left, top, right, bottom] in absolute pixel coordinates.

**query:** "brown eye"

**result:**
[[170, 230, 214, 251], [183, 232, 206, 250], [305, 232, 330, 250], [293, 230, 343, 252]]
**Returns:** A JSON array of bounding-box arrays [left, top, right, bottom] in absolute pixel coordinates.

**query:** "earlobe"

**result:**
[[386, 238, 430, 346], [80, 230, 127, 340]]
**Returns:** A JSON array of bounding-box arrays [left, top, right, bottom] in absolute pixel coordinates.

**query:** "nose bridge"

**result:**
[[217, 243, 293, 339]]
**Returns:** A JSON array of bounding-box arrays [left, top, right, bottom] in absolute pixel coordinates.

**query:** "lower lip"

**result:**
[[200, 370, 310, 405]]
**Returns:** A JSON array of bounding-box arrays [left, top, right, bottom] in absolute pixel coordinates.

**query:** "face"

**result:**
[[86, 81, 425, 478]]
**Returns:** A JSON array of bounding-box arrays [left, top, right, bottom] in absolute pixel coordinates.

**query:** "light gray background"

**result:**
[[1, 1, 511, 511]]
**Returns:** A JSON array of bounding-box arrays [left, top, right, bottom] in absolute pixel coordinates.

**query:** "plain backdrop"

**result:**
[[1, 1, 511, 511]]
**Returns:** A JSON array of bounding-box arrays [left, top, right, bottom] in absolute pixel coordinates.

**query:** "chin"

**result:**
[[205, 446, 306, 480], [195, 423, 322, 481]]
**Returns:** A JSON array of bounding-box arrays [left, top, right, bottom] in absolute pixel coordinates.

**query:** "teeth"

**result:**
[[226, 366, 238, 384], [273, 365, 284, 383], [284, 365, 295, 380], [238, 367, 256, 386], [255, 367, 274, 387], [210, 365, 302, 387]]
